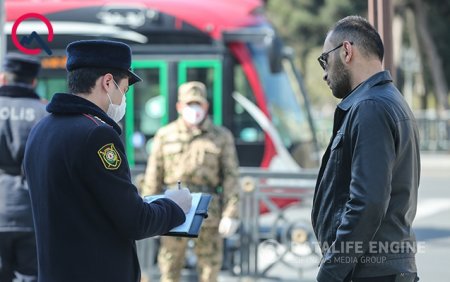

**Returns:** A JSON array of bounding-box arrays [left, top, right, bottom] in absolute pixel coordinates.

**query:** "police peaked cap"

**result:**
[[2, 53, 41, 77], [66, 40, 142, 85]]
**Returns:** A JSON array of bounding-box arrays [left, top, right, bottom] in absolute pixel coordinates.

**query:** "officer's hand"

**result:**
[[218, 217, 240, 238], [165, 188, 192, 213]]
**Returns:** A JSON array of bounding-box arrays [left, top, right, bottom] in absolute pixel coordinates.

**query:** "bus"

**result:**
[[4, 0, 319, 174]]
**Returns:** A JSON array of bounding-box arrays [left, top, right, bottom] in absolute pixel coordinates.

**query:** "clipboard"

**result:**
[[144, 193, 212, 238]]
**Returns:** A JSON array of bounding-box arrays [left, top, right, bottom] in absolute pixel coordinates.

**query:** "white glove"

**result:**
[[218, 217, 240, 238], [164, 188, 192, 213]]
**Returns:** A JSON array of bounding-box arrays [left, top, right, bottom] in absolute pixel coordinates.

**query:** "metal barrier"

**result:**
[[133, 167, 321, 280], [314, 111, 450, 153], [136, 237, 159, 281], [415, 111, 450, 151], [236, 167, 321, 280]]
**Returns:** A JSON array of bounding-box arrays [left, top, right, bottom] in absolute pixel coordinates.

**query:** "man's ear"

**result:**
[[343, 41, 353, 63], [176, 102, 183, 114], [202, 102, 210, 112]]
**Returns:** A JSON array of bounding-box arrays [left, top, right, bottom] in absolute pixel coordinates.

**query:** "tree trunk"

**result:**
[[404, 8, 426, 109], [413, 0, 449, 112]]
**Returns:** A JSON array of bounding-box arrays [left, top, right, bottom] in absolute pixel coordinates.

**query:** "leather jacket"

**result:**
[[312, 71, 421, 281]]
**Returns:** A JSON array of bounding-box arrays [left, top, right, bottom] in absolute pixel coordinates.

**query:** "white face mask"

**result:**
[[106, 80, 126, 123], [181, 103, 206, 125]]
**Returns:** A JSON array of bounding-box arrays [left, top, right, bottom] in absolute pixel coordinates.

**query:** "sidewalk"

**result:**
[[141, 260, 317, 281], [420, 152, 450, 171], [142, 270, 316, 282], [137, 152, 447, 282]]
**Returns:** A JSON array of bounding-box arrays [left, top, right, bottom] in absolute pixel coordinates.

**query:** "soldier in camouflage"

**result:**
[[142, 81, 240, 282]]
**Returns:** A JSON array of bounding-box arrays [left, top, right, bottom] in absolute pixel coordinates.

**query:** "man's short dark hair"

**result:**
[[67, 68, 128, 94], [329, 15, 384, 62]]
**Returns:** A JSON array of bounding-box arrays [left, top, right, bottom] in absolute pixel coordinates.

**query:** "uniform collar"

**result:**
[[337, 71, 393, 111], [0, 85, 40, 99], [176, 116, 213, 136], [46, 93, 122, 134]]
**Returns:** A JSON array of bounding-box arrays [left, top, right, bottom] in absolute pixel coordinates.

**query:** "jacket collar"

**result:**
[[176, 116, 213, 136], [0, 85, 40, 99], [337, 71, 393, 111], [46, 93, 122, 134]]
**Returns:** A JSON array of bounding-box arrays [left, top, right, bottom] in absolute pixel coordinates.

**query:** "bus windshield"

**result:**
[[246, 43, 318, 167], [248, 44, 313, 145]]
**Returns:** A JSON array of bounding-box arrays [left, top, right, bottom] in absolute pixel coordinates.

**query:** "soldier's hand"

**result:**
[[219, 217, 240, 238], [165, 188, 192, 213]]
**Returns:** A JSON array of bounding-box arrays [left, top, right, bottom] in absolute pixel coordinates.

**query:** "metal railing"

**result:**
[[134, 167, 321, 281], [313, 110, 450, 153], [415, 110, 450, 151], [236, 167, 320, 280]]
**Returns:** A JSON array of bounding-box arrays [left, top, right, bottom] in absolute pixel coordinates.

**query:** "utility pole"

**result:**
[[368, 0, 395, 82], [0, 0, 6, 67]]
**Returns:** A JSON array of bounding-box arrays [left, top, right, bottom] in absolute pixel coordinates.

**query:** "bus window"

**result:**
[[248, 43, 317, 168], [232, 63, 265, 167], [233, 64, 264, 143]]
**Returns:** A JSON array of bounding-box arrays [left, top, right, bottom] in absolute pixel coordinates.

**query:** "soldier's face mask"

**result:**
[[106, 80, 126, 123], [181, 103, 206, 125]]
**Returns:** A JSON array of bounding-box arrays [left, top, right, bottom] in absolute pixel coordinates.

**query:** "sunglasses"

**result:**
[[317, 41, 353, 70]]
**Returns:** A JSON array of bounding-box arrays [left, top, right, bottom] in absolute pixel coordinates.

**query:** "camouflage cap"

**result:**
[[178, 81, 208, 104]]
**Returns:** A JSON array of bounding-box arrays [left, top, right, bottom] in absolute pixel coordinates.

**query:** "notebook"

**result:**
[[144, 193, 212, 238]]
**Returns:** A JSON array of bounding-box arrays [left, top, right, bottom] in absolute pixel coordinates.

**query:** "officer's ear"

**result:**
[[0, 73, 6, 86], [101, 73, 115, 93], [31, 78, 38, 88]]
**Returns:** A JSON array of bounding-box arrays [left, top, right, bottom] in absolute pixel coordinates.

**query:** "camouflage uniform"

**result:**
[[142, 115, 239, 282]]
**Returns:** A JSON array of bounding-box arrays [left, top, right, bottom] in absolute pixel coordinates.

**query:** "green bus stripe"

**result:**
[[127, 60, 168, 167]]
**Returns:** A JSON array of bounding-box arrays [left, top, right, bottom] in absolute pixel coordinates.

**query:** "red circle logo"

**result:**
[[11, 13, 54, 55]]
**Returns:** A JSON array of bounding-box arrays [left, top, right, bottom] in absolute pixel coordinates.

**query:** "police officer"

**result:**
[[142, 81, 240, 282], [0, 53, 46, 282], [23, 40, 192, 282]]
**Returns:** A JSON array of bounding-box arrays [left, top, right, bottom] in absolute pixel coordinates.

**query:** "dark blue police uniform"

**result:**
[[23, 40, 186, 282], [0, 53, 45, 282], [24, 93, 185, 282]]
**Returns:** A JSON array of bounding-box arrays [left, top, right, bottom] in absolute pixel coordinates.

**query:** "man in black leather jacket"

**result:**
[[312, 16, 420, 282], [0, 53, 46, 282]]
